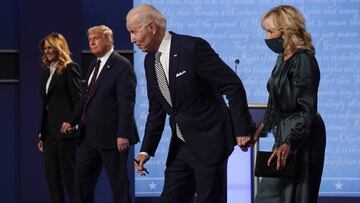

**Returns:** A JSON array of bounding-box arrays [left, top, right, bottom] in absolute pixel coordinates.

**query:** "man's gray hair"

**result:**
[[126, 4, 166, 32]]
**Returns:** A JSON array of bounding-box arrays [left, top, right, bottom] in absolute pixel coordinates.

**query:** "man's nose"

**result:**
[[130, 34, 136, 43], [89, 39, 95, 45]]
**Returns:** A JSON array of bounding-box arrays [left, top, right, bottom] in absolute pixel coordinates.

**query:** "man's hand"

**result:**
[[236, 135, 252, 151], [237, 122, 266, 151], [37, 140, 44, 152], [117, 137, 129, 152], [134, 154, 150, 176], [60, 122, 74, 134]]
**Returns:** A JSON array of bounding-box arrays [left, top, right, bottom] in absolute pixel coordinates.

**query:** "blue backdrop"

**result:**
[[1, 0, 360, 202], [132, 0, 360, 199]]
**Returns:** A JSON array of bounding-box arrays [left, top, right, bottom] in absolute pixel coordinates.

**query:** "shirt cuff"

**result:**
[[139, 152, 149, 158]]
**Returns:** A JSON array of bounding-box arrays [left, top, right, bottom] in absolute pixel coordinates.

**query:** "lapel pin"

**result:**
[[107, 65, 110, 69], [173, 54, 178, 57]]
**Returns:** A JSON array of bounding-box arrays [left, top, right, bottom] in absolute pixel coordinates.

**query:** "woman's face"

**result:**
[[265, 28, 281, 39], [43, 41, 58, 62]]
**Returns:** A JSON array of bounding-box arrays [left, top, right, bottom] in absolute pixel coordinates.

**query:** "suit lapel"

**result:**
[[47, 71, 61, 96], [41, 69, 50, 98], [86, 60, 97, 81], [168, 33, 179, 106]]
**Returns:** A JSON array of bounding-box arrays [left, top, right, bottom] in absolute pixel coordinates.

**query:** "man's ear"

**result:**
[[148, 22, 157, 35], [105, 39, 112, 48]]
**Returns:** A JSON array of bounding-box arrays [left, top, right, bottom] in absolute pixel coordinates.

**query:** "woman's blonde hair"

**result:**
[[261, 5, 315, 55], [40, 33, 72, 73]]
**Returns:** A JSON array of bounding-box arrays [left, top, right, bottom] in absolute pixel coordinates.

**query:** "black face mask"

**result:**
[[265, 37, 284, 53]]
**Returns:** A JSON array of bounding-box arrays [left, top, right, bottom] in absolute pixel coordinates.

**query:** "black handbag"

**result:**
[[254, 151, 296, 177]]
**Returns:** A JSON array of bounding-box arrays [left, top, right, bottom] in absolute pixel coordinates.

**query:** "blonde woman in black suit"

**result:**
[[37, 33, 81, 203]]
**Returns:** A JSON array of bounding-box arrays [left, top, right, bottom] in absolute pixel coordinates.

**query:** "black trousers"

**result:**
[[73, 137, 130, 203], [43, 136, 77, 203], [160, 139, 228, 203]]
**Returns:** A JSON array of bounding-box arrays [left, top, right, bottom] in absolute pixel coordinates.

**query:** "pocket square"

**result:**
[[176, 70, 186, 78]]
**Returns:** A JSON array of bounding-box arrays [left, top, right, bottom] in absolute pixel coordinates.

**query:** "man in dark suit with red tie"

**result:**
[[61, 25, 139, 203], [126, 4, 253, 203]]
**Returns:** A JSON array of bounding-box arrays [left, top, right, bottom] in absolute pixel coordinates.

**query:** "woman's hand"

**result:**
[[37, 140, 44, 152], [252, 122, 265, 143], [267, 143, 290, 170]]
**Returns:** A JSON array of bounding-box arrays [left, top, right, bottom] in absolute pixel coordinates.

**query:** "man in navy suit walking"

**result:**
[[126, 4, 253, 203], [62, 25, 139, 203]]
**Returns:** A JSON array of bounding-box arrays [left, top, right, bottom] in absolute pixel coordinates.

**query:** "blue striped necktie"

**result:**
[[155, 52, 185, 142]]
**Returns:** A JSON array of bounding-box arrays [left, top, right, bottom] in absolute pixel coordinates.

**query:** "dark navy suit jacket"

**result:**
[[141, 32, 253, 166], [72, 51, 139, 148]]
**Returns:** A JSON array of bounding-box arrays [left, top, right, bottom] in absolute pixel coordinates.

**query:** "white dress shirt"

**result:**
[[46, 62, 58, 94], [157, 32, 172, 82], [87, 48, 114, 85]]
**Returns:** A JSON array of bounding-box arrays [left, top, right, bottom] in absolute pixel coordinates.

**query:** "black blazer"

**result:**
[[264, 49, 325, 152], [141, 32, 253, 166], [40, 62, 81, 140], [71, 51, 139, 149]]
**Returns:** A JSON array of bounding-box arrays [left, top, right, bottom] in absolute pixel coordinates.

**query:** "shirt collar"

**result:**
[[98, 47, 114, 63], [158, 32, 171, 54], [49, 62, 58, 73]]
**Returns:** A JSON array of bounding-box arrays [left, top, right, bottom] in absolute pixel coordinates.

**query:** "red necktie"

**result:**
[[81, 59, 101, 123]]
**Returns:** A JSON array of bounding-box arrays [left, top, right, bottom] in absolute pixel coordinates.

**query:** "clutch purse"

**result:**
[[254, 151, 296, 177]]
